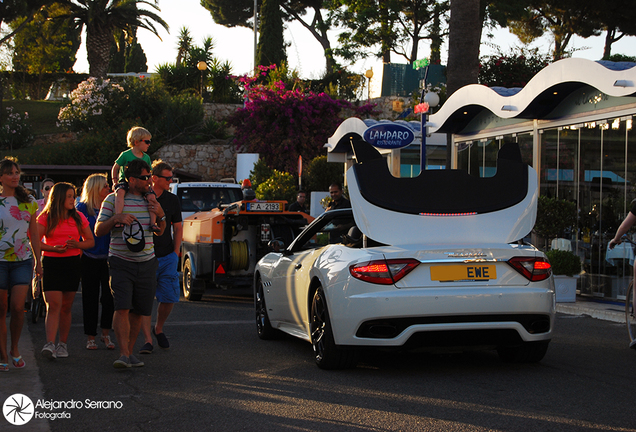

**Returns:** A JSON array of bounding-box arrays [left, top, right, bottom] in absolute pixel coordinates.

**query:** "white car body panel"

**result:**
[[348, 165, 538, 246], [254, 142, 555, 363]]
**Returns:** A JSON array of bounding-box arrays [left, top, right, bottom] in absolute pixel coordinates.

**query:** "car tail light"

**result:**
[[350, 259, 420, 285], [507, 257, 552, 282]]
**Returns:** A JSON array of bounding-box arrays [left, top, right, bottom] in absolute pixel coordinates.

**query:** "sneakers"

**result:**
[[41, 342, 57, 359], [113, 355, 145, 368], [152, 327, 170, 349], [56, 342, 69, 358], [113, 355, 131, 368], [129, 355, 144, 367], [139, 342, 154, 354]]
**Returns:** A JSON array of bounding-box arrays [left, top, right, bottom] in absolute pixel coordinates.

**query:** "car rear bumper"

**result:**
[[329, 286, 556, 347]]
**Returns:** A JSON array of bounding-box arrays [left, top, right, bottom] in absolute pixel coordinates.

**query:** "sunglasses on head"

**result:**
[[132, 175, 151, 181]]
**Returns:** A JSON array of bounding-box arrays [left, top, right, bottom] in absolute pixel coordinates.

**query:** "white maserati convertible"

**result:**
[[254, 141, 555, 369]]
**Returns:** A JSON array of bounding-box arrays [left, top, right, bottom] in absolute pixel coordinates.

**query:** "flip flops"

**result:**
[[10, 352, 25, 368], [0, 363, 8, 372]]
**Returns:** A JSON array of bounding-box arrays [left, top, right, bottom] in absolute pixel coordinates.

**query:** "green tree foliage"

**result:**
[[534, 196, 576, 240], [58, 0, 168, 77], [202, 0, 338, 73], [0, 0, 58, 45], [256, 0, 287, 68], [479, 48, 551, 88], [304, 155, 343, 193], [157, 36, 214, 95], [597, 4, 636, 58], [10, 2, 81, 99], [109, 30, 148, 73], [489, 0, 602, 60], [328, 0, 449, 65]]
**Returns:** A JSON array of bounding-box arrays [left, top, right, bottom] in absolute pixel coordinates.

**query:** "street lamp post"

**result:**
[[197, 61, 207, 98], [420, 91, 440, 170], [365, 69, 374, 101]]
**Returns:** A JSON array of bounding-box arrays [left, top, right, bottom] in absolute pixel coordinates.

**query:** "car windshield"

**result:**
[[176, 187, 243, 212]]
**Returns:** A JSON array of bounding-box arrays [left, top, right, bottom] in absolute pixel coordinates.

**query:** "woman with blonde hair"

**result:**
[[37, 182, 94, 359], [0, 158, 41, 371], [77, 174, 115, 350]]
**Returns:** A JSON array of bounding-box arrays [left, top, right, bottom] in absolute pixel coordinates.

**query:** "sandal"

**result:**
[[0, 363, 8, 372], [150, 223, 161, 234], [86, 339, 98, 350], [10, 352, 25, 368], [101, 335, 115, 350]]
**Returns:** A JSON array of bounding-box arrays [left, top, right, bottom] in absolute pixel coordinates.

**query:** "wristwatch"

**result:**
[[158, 215, 166, 222]]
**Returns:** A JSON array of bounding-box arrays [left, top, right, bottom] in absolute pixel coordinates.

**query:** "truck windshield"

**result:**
[[176, 187, 243, 213]]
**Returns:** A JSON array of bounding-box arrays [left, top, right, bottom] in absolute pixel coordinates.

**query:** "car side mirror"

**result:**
[[268, 239, 285, 252]]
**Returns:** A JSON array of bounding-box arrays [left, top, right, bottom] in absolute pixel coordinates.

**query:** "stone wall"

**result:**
[[152, 139, 237, 181], [203, 103, 242, 121]]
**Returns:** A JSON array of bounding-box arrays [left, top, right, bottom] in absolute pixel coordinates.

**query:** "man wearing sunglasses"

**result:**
[[95, 159, 166, 369], [139, 160, 182, 355], [36, 178, 54, 216]]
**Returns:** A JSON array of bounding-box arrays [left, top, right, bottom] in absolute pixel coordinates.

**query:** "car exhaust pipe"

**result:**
[[366, 324, 399, 338]]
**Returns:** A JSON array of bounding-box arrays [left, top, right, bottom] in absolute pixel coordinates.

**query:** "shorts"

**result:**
[[108, 256, 157, 316], [42, 256, 81, 292], [155, 252, 180, 303], [0, 259, 33, 290]]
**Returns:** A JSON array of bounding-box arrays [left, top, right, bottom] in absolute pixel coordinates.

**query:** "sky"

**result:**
[[71, 0, 636, 91]]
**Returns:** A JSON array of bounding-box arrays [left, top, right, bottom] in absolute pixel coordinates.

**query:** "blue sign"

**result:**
[[363, 124, 415, 149]]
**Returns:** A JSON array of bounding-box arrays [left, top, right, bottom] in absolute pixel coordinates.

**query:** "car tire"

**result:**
[[310, 287, 359, 370], [255, 277, 278, 340], [182, 257, 204, 301], [497, 340, 550, 363]]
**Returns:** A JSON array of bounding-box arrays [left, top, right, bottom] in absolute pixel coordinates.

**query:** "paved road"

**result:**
[[2, 290, 635, 432]]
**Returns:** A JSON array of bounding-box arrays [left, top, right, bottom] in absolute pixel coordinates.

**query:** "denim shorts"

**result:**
[[0, 259, 33, 290], [155, 252, 180, 303]]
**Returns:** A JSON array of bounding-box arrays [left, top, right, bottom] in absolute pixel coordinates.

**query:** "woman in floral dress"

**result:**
[[0, 158, 42, 371]]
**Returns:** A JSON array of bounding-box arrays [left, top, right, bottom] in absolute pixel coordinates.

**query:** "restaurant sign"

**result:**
[[363, 124, 415, 149]]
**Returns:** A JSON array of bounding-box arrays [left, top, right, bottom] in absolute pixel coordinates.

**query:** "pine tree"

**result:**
[[256, 0, 286, 67]]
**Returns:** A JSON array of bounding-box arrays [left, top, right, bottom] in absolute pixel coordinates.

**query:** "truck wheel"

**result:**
[[182, 257, 204, 301]]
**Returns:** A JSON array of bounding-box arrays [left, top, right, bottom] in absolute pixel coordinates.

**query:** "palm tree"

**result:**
[[175, 26, 193, 66], [61, 0, 169, 77]]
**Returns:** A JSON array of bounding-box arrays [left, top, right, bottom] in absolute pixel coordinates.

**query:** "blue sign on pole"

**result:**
[[363, 124, 415, 150]]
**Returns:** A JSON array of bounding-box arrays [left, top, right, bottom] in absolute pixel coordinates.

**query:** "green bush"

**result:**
[[546, 250, 581, 276], [0, 106, 33, 150], [254, 169, 297, 203], [534, 196, 576, 240], [304, 155, 344, 193]]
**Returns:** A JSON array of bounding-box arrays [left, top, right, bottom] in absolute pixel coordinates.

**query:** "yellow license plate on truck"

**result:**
[[430, 265, 496, 281]]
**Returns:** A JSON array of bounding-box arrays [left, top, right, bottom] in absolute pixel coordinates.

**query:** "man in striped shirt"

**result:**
[[95, 159, 166, 369]]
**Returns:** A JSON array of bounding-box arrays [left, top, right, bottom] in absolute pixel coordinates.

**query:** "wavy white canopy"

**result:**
[[428, 58, 636, 134]]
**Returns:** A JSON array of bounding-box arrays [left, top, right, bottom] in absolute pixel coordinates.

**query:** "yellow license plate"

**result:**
[[430, 264, 496, 281]]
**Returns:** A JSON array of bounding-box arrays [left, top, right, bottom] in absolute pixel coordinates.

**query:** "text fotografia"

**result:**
[[3, 394, 124, 426], [36, 399, 123, 410], [34, 399, 122, 420]]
